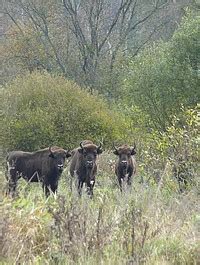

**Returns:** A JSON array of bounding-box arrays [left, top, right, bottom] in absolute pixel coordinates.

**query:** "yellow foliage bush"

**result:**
[[1, 72, 130, 150]]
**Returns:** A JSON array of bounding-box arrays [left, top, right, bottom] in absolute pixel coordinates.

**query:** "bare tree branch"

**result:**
[[3, 9, 24, 35], [2, 0, 171, 90], [16, 0, 67, 75]]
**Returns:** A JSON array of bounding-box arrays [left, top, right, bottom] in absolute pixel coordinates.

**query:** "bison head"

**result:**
[[113, 143, 136, 169], [49, 146, 71, 173], [78, 141, 102, 169]]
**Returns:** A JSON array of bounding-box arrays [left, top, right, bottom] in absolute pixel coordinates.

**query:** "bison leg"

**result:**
[[118, 177, 123, 192], [86, 181, 95, 198], [6, 164, 18, 197], [127, 174, 132, 186], [50, 183, 58, 195], [42, 184, 50, 198], [70, 175, 73, 193], [43, 178, 58, 198], [77, 179, 83, 197]]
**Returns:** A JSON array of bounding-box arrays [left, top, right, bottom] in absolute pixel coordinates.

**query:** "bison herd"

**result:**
[[5, 140, 136, 198]]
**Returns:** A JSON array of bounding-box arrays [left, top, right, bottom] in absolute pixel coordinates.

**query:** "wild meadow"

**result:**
[[1, 4, 199, 264], [1, 144, 199, 265]]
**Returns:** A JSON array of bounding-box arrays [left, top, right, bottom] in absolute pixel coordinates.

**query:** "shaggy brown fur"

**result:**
[[70, 140, 102, 197], [6, 146, 71, 197], [113, 144, 136, 191]]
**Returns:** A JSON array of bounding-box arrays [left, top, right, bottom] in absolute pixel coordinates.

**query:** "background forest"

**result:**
[[0, 0, 199, 264]]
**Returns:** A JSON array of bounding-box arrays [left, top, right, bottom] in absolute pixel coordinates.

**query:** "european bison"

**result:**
[[6, 146, 71, 197], [113, 143, 136, 191], [70, 140, 103, 197]]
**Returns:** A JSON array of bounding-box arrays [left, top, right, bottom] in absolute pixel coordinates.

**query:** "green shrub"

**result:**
[[136, 106, 199, 191], [124, 12, 200, 130], [1, 72, 131, 151]]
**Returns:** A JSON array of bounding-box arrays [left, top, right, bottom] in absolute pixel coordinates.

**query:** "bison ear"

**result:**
[[131, 149, 136, 155], [97, 148, 103, 154], [113, 150, 119, 155], [78, 147, 84, 154], [49, 153, 55, 158], [65, 150, 72, 158]]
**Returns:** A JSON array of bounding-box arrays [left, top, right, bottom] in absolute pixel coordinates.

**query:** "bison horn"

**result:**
[[113, 142, 118, 152], [97, 142, 103, 154], [133, 142, 136, 150], [49, 146, 53, 154], [131, 142, 136, 155], [80, 141, 84, 149], [49, 146, 55, 158], [97, 142, 102, 150]]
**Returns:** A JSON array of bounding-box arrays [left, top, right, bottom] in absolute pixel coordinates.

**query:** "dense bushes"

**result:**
[[1, 72, 131, 151], [0, 105, 199, 263], [137, 106, 199, 189], [124, 13, 200, 130]]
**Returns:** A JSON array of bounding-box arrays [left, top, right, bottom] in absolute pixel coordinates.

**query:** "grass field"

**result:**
[[0, 152, 199, 265]]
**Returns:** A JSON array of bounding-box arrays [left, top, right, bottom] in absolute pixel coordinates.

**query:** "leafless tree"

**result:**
[[61, 0, 168, 88], [2, 0, 192, 91]]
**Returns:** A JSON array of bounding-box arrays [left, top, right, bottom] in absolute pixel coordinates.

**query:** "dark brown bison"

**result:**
[[6, 146, 71, 197], [113, 143, 136, 191], [70, 140, 103, 197]]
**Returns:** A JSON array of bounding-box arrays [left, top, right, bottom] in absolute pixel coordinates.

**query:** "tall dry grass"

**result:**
[[0, 151, 199, 265]]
